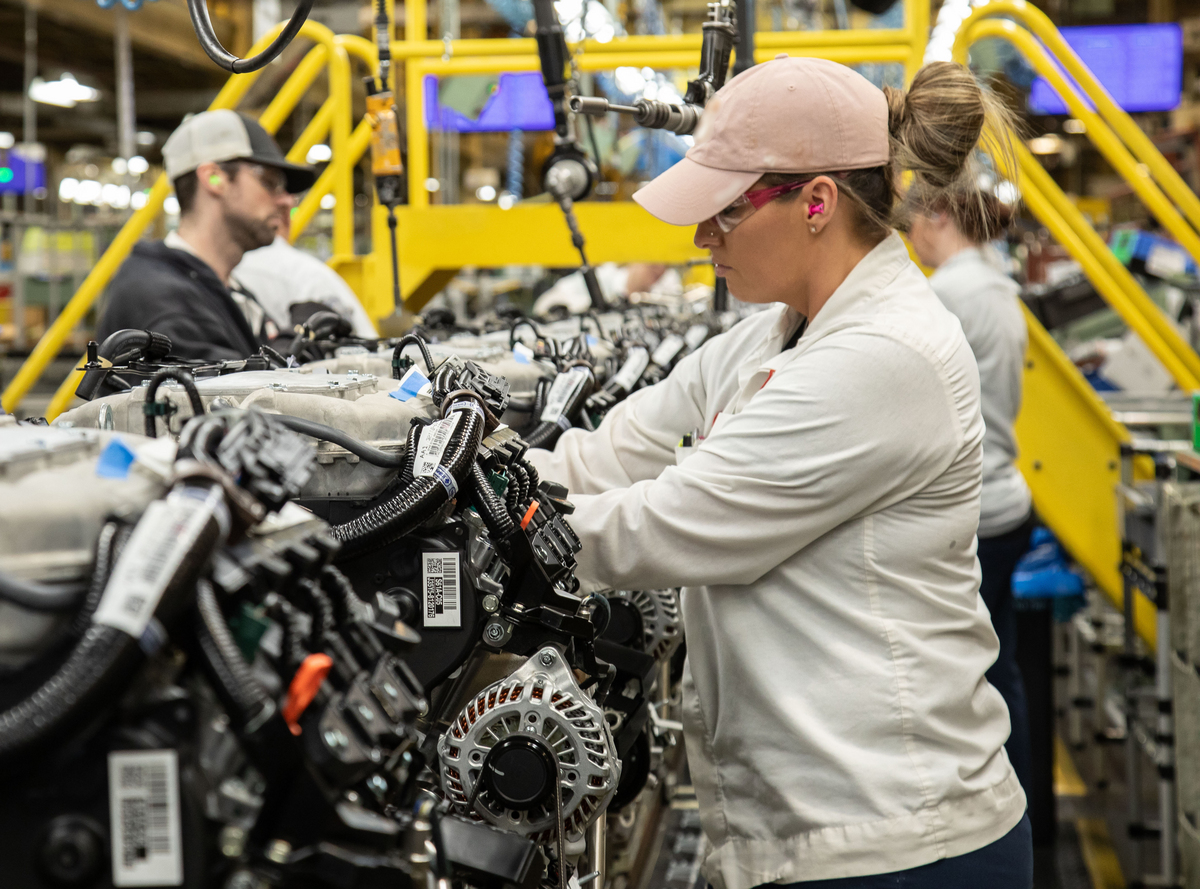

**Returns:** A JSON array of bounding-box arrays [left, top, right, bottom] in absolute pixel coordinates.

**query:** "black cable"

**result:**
[[509, 318, 542, 349], [260, 343, 289, 368], [585, 593, 611, 636], [469, 462, 516, 541], [195, 578, 274, 731], [144, 367, 205, 438], [0, 571, 88, 612], [271, 415, 407, 468], [97, 328, 172, 364], [391, 334, 437, 378], [187, 0, 314, 73]]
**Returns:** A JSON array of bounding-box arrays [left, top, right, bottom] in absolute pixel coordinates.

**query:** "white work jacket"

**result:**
[[528, 234, 1026, 887]]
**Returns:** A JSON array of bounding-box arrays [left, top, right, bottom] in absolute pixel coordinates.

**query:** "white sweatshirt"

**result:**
[[528, 234, 1025, 887], [928, 247, 1031, 538]]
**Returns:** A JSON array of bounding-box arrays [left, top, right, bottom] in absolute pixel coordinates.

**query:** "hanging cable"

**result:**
[[187, 0, 314, 73]]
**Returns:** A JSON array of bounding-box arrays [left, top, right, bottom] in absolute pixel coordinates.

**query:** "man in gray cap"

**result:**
[[97, 110, 316, 362]]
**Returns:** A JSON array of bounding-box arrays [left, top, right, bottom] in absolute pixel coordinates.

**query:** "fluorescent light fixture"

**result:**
[[306, 143, 332, 164], [1027, 134, 1062, 155], [29, 73, 100, 109], [127, 156, 150, 175], [58, 177, 79, 202], [74, 179, 102, 205]]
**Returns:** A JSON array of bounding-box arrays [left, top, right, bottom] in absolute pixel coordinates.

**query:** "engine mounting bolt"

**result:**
[[482, 594, 500, 613], [266, 839, 292, 864], [358, 704, 375, 722], [485, 623, 505, 642], [219, 825, 246, 858], [418, 700, 429, 716], [540, 651, 555, 666]]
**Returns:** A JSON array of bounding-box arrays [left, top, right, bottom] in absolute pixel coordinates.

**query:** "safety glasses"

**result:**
[[711, 178, 816, 233]]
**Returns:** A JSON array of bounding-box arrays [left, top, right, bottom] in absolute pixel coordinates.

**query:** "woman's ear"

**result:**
[[806, 177, 839, 234]]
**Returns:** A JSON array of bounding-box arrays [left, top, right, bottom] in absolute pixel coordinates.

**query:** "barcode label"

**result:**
[[652, 334, 686, 367], [413, 413, 462, 479], [540, 367, 589, 424], [611, 347, 650, 391], [422, 552, 461, 628], [94, 488, 221, 638], [108, 750, 183, 887]]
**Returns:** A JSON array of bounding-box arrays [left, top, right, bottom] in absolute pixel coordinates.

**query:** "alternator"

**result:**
[[603, 589, 681, 661], [437, 646, 619, 844]]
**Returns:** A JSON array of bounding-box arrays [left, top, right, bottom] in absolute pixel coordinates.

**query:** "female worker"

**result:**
[[908, 193, 1034, 797], [528, 58, 1031, 887]]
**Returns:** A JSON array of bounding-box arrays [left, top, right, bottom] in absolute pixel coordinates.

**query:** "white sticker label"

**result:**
[[94, 488, 220, 638], [611, 347, 650, 391], [540, 367, 589, 424], [651, 334, 686, 367], [1146, 243, 1188, 279], [108, 750, 184, 887], [422, 551, 461, 628], [413, 413, 463, 479], [684, 324, 710, 352]]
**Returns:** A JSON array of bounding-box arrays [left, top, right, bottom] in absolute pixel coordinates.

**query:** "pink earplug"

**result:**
[[808, 202, 825, 218]]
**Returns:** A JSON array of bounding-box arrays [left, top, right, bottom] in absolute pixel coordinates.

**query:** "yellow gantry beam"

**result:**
[[16, 0, 929, 416]]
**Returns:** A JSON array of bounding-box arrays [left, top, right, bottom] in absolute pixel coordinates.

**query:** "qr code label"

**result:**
[[422, 551, 461, 628], [108, 750, 183, 887]]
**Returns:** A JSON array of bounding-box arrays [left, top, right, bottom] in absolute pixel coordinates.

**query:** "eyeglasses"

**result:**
[[231, 162, 289, 197], [711, 178, 816, 233]]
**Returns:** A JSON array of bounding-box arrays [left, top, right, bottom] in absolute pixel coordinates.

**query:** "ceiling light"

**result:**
[[476, 185, 496, 202], [29, 73, 100, 109], [58, 177, 79, 202], [135, 131, 156, 146], [305, 144, 332, 164], [1063, 119, 1086, 134], [0, 133, 14, 150], [1027, 134, 1062, 155], [111, 158, 128, 175], [127, 156, 149, 175]]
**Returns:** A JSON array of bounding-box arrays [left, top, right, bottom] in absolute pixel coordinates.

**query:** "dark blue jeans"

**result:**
[[977, 513, 1036, 796], [763, 814, 1033, 888]]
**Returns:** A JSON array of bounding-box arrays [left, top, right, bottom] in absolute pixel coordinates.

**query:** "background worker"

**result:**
[[96, 110, 316, 362], [908, 196, 1035, 796], [233, 208, 378, 339], [530, 58, 1032, 888]]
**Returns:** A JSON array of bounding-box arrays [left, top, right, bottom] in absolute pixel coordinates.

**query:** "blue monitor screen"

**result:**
[[1028, 23, 1182, 115]]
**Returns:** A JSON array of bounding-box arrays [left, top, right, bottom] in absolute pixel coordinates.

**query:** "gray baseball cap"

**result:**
[[162, 109, 316, 194]]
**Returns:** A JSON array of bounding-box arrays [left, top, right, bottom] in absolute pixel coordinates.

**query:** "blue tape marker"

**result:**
[[389, 367, 432, 402], [432, 465, 458, 497], [96, 438, 137, 479]]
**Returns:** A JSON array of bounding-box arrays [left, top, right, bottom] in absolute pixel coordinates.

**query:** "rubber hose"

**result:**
[[392, 334, 436, 378], [509, 461, 531, 507], [330, 407, 484, 557], [520, 458, 541, 495], [69, 522, 125, 638], [272, 415, 407, 468], [97, 328, 173, 364], [0, 572, 88, 612], [469, 462, 516, 541], [144, 368, 205, 438], [194, 578, 273, 730], [0, 488, 223, 762]]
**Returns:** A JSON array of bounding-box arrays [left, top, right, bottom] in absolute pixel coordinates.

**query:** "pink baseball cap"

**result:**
[[633, 56, 889, 226]]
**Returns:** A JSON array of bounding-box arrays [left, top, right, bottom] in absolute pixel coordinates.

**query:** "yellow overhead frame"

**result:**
[[386, 0, 929, 308]]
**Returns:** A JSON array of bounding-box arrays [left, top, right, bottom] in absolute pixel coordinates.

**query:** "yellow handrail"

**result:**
[[952, 26, 1200, 390], [959, 0, 1200, 234], [962, 19, 1200, 271]]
